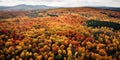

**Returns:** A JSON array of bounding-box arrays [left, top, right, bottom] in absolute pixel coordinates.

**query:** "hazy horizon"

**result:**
[[0, 0, 120, 7]]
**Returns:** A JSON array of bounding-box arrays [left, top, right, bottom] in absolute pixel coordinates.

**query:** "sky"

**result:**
[[0, 0, 120, 7]]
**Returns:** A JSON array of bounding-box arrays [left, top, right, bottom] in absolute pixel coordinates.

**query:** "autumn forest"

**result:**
[[0, 7, 120, 60]]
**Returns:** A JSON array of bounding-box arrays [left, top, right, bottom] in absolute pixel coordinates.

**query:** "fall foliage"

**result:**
[[0, 7, 120, 60]]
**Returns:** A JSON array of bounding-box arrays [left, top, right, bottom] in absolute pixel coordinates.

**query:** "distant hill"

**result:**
[[0, 4, 58, 11], [0, 5, 120, 11], [92, 6, 120, 11], [0, 6, 9, 9]]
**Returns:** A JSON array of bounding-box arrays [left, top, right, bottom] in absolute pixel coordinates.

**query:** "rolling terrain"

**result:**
[[0, 7, 120, 60]]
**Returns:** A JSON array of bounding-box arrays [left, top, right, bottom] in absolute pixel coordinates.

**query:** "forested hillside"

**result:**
[[0, 7, 120, 60]]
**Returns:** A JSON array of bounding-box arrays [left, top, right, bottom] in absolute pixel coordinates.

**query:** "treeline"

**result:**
[[86, 20, 120, 30], [0, 11, 25, 19]]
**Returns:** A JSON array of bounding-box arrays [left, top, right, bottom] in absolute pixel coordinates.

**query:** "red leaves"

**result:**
[[69, 40, 79, 45], [57, 30, 85, 41], [83, 37, 94, 43], [39, 48, 45, 52], [1, 29, 7, 34], [52, 44, 59, 52], [0, 40, 3, 46], [52, 47, 58, 52], [58, 29, 95, 43], [15, 40, 20, 44], [75, 34, 85, 40]]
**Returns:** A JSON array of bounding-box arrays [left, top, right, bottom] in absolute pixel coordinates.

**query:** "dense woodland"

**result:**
[[86, 20, 120, 30], [0, 7, 120, 60]]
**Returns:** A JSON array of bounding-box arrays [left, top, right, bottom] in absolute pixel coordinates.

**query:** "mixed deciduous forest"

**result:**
[[0, 7, 120, 60]]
